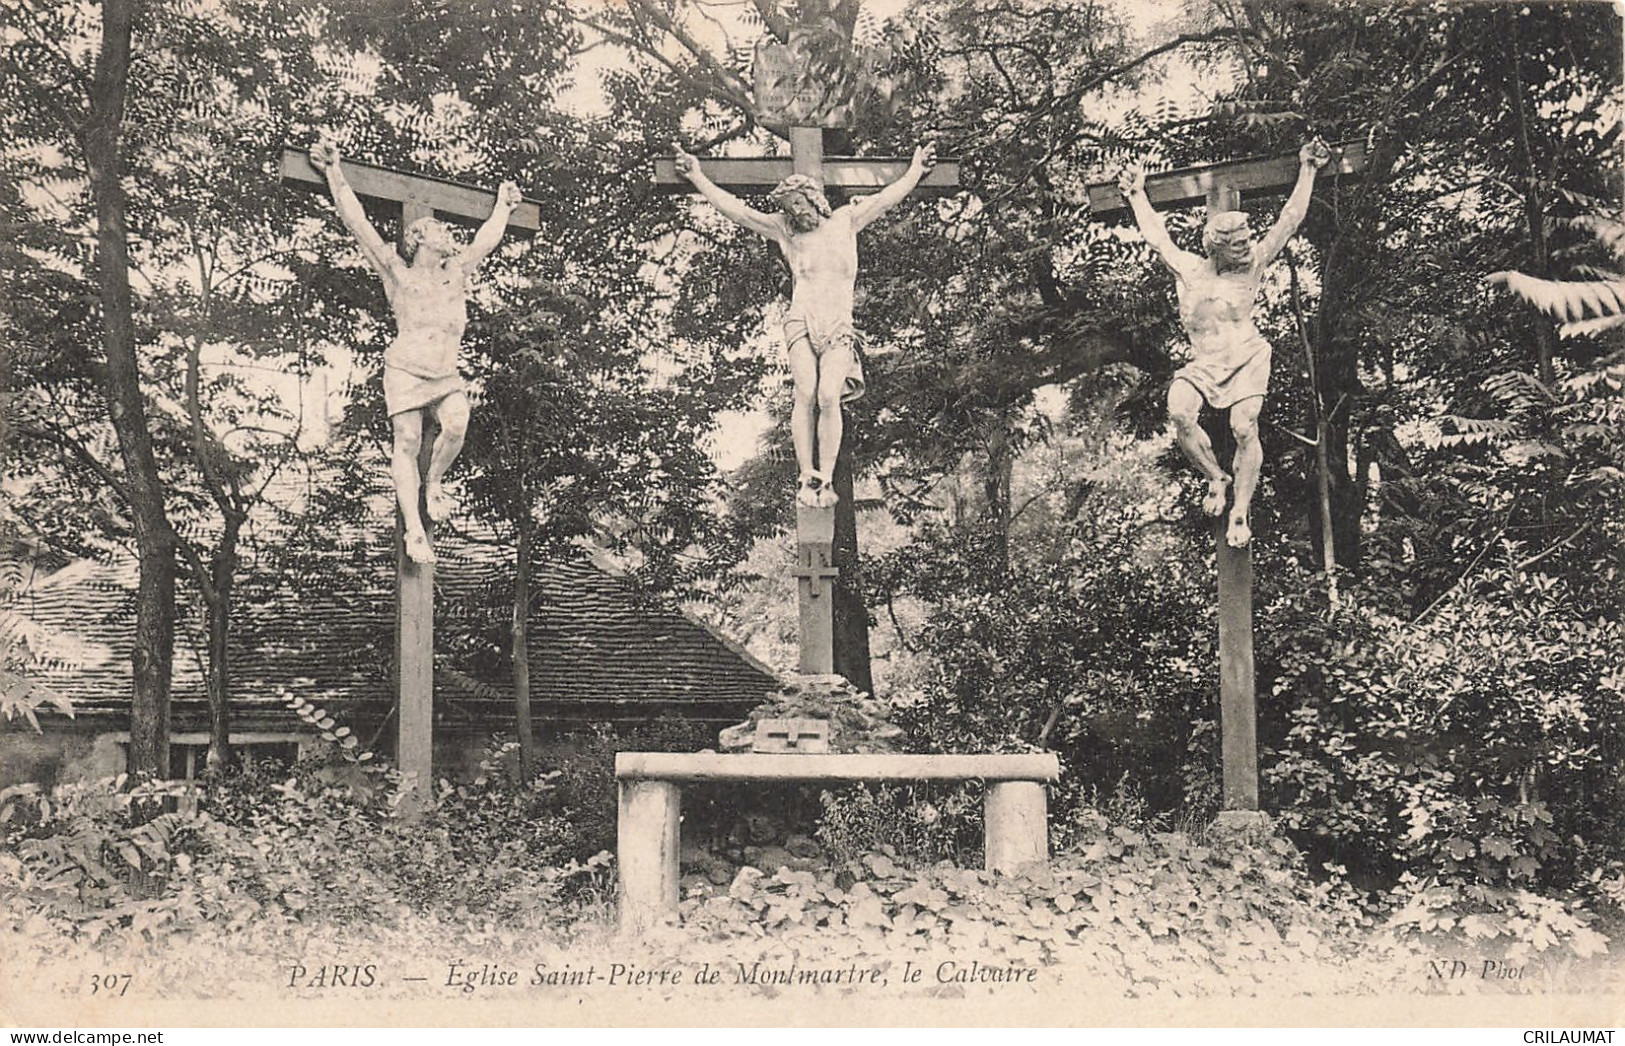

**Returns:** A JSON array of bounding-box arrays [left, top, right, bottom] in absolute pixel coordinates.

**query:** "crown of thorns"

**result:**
[[767, 175, 832, 217]]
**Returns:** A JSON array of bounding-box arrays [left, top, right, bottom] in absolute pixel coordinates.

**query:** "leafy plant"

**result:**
[[1263, 564, 1625, 894], [1488, 212, 1625, 339], [282, 692, 371, 763], [814, 782, 980, 867]]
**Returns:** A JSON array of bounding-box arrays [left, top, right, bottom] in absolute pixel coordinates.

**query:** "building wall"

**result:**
[[0, 731, 123, 791], [0, 726, 626, 792]]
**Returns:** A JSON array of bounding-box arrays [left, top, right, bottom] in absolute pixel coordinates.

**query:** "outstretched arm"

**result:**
[[1255, 139, 1331, 267], [309, 137, 401, 281], [1119, 166, 1195, 273], [848, 142, 937, 231], [462, 181, 522, 272], [673, 143, 782, 240]]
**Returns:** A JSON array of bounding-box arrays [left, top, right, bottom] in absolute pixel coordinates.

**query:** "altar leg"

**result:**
[[984, 780, 1048, 872], [617, 779, 681, 933]]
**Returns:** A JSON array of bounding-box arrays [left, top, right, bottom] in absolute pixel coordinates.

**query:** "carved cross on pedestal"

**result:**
[[656, 128, 959, 680], [281, 148, 540, 810], [1087, 141, 1367, 815], [788, 504, 840, 673], [753, 717, 830, 753]]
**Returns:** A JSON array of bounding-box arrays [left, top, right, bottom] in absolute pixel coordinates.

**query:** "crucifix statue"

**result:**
[[653, 116, 955, 678], [281, 141, 539, 808], [309, 135, 522, 564], [1119, 139, 1332, 549], [1088, 138, 1366, 815], [671, 139, 937, 508]]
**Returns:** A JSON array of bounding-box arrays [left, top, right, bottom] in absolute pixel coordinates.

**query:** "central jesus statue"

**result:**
[[674, 140, 937, 506]]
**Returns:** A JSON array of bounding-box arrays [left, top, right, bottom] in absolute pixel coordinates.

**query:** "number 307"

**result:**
[[89, 973, 131, 996]]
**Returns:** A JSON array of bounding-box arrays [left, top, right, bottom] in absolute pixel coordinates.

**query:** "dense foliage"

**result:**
[[6, 772, 1617, 999], [2, 0, 1621, 997], [836, 0, 1625, 924]]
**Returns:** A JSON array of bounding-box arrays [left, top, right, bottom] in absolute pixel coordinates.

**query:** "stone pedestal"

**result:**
[[1209, 808, 1274, 847]]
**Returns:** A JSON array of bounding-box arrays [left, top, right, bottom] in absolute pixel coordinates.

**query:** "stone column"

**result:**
[[983, 780, 1048, 872], [617, 779, 681, 934]]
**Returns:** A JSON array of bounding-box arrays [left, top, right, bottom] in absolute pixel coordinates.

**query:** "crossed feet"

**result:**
[[403, 485, 460, 564], [796, 471, 839, 509], [404, 530, 436, 565], [1200, 475, 1251, 548]]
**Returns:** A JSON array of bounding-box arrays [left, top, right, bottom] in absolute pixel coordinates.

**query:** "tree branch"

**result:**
[[1043, 29, 1242, 117], [747, 0, 791, 42], [1411, 503, 1518, 623], [572, 13, 756, 114], [619, 0, 756, 111], [29, 422, 132, 504], [1514, 522, 1593, 573]]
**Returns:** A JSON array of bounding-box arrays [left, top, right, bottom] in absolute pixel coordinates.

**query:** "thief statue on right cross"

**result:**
[[1119, 138, 1332, 548]]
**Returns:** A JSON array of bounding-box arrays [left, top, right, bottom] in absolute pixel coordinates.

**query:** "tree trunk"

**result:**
[[1323, 371, 1362, 565], [512, 518, 536, 781], [1308, 262, 1364, 574], [1299, 116, 1413, 578], [1505, 11, 1557, 386], [831, 438, 873, 694], [1289, 257, 1340, 604], [203, 521, 239, 773], [81, 0, 174, 779], [983, 412, 1014, 573], [187, 330, 242, 775]]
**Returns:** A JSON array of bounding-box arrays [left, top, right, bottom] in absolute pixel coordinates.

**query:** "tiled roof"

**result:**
[[9, 538, 778, 738]]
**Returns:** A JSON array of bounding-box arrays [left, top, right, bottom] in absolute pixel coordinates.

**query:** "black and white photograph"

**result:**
[[1, 0, 1621, 1032]]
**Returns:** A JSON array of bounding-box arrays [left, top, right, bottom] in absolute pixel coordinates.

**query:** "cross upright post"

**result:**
[[281, 149, 540, 812], [1203, 179, 1259, 814], [395, 195, 437, 814], [789, 502, 838, 673], [656, 128, 958, 680], [1087, 142, 1367, 815]]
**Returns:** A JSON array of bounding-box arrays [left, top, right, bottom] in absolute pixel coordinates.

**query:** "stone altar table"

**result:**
[[615, 751, 1060, 932]]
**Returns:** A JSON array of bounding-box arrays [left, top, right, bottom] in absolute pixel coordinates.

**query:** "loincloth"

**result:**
[[383, 365, 463, 417], [784, 312, 866, 404], [1174, 335, 1271, 410], [383, 332, 463, 417]]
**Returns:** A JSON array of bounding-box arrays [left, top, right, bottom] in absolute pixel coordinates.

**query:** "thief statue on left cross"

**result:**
[[1118, 138, 1332, 548], [309, 134, 522, 563]]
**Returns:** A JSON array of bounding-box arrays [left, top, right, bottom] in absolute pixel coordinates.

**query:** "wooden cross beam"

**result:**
[[280, 147, 539, 813], [1085, 139, 1368, 219], [280, 148, 544, 232], [652, 128, 961, 196]]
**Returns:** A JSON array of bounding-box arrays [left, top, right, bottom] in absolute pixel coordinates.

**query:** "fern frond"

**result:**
[[0, 559, 26, 594], [1556, 313, 1625, 339], [441, 666, 506, 702], [1566, 263, 1622, 282], [1562, 214, 1625, 261], [1486, 270, 1625, 337], [1483, 370, 1556, 411], [1437, 415, 1519, 446]]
